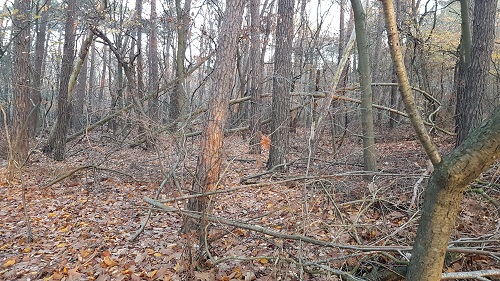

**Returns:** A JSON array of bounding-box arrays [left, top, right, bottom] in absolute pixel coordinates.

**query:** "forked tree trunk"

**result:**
[[382, 1, 500, 280], [407, 106, 500, 280]]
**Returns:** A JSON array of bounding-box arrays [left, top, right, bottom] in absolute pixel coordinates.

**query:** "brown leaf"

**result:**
[[2, 258, 15, 267], [67, 267, 84, 281], [103, 256, 118, 267]]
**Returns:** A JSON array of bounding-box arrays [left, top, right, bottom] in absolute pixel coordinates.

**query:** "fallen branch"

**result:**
[[143, 197, 500, 258], [44, 165, 137, 188], [441, 269, 500, 280]]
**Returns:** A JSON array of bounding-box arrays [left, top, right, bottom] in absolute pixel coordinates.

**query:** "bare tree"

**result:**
[[248, 0, 263, 154], [267, 0, 294, 169], [170, 0, 192, 121], [9, 0, 32, 170], [44, 0, 77, 160], [351, 0, 376, 173], [30, 0, 51, 137], [149, 0, 160, 121], [456, 0, 497, 145], [183, 0, 246, 235]]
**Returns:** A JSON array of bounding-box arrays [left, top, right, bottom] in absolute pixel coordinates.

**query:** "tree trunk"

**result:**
[[456, 0, 497, 145], [71, 36, 88, 131], [351, 0, 376, 173], [267, 0, 294, 169], [149, 0, 160, 121], [454, 0, 472, 141], [44, 0, 77, 161], [381, 0, 441, 166], [170, 0, 192, 121], [30, 0, 51, 137], [88, 41, 96, 121], [183, 0, 245, 233], [407, 106, 500, 280], [9, 0, 32, 170], [248, 0, 263, 154]]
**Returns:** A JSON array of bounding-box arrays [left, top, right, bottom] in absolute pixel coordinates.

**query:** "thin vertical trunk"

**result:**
[[30, 0, 51, 137], [351, 0, 376, 173], [149, 0, 160, 121], [170, 0, 192, 121], [45, 0, 77, 161], [98, 46, 107, 120], [72, 37, 89, 131], [88, 41, 96, 121], [249, 0, 263, 154]]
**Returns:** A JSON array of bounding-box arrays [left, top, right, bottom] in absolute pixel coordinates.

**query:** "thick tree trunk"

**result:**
[[183, 0, 245, 233], [9, 0, 32, 170], [351, 0, 376, 173], [456, 0, 497, 145], [407, 106, 500, 280], [267, 0, 294, 169]]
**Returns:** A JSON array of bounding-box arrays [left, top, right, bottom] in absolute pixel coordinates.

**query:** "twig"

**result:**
[[408, 160, 434, 211], [44, 165, 137, 188], [441, 269, 500, 280], [144, 197, 500, 257], [129, 177, 169, 241]]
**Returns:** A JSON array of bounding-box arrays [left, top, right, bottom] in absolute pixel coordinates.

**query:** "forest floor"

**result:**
[[0, 126, 499, 281]]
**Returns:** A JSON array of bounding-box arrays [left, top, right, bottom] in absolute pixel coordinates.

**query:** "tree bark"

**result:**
[[248, 0, 263, 155], [9, 0, 32, 170], [267, 0, 294, 169], [183, 0, 245, 233], [30, 0, 51, 137], [351, 0, 376, 173], [170, 0, 192, 121], [71, 36, 89, 131], [456, 0, 497, 145], [149, 0, 160, 121], [381, 0, 441, 166], [407, 106, 500, 280], [44, 0, 77, 161]]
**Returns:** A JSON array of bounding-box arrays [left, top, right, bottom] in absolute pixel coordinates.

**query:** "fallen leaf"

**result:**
[[261, 134, 271, 150], [103, 256, 118, 267], [67, 267, 84, 281], [3, 258, 15, 267]]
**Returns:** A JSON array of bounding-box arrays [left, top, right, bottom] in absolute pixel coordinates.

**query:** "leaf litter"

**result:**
[[0, 126, 498, 280]]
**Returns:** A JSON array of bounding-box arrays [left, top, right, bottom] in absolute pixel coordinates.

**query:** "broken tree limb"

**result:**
[[143, 197, 500, 258]]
